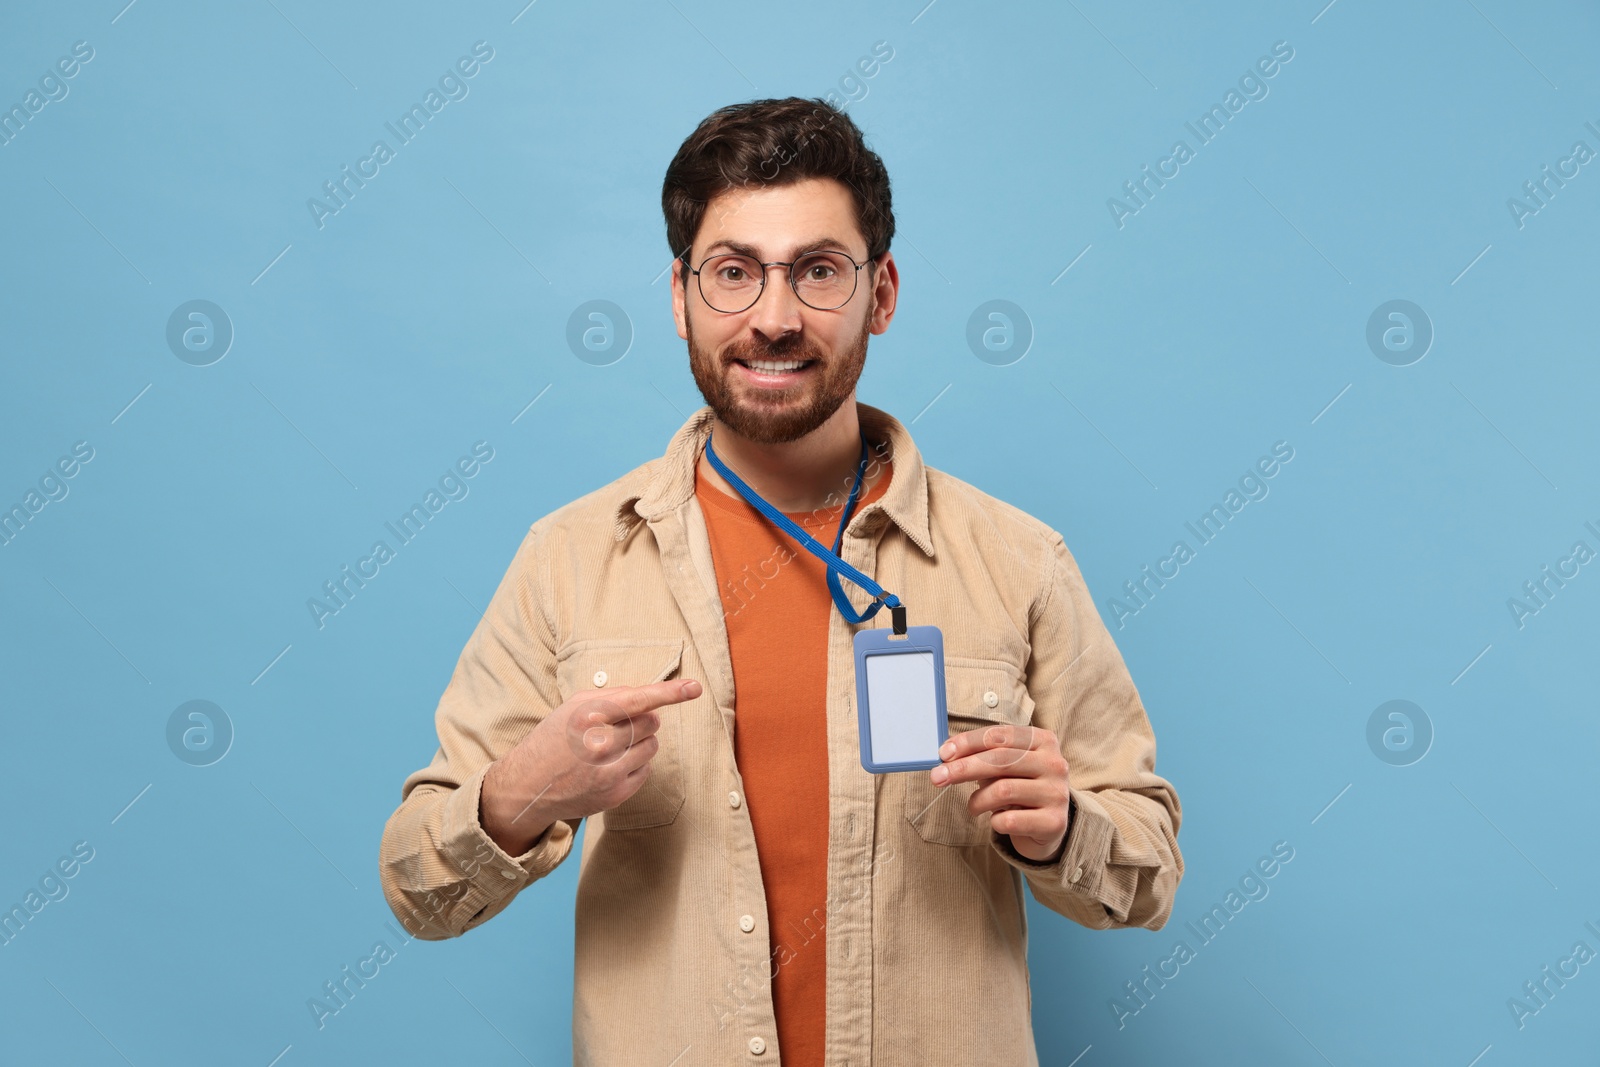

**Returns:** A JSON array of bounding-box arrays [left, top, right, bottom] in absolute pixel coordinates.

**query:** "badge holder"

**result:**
[[853, 606, 948, 774]]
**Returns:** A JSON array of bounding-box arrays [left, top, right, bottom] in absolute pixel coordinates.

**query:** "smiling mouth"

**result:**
[[732, 358, 817, 385]]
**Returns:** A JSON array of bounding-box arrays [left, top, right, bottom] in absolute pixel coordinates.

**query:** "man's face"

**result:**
[[672, 177, 898, 445]]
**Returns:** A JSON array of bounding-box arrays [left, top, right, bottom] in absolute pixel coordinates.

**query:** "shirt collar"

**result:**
[[612, 401, 935, 558]]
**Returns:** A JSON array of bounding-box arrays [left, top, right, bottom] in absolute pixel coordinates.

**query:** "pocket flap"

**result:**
[[555, 638, 685, 699], [943, 656, 1032, 728]]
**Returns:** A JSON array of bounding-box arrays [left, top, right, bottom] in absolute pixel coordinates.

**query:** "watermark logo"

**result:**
[[0, 440, 95, 549], [0, 40, 94, 149], [1365, 699, 1431, 766], [307, 42, 495, 230], [0, 841, 95, 949], [307, 442, 495, 629], [566, 300, 633, 366], [965, 300, 1032, 366], [1106, 441, 1295, 628], [1507, 523, 1599, 630], [1507, 122, 1599, 230], [1507, 920, 1600, 1030], [306, 922, 415, 1030], [1365, 300, 1432, 366], [166, 700, 234, 767], [822, 40, 895, 111], [1107, 40, 1294, 229], [166, 300, 233, 366], [1110, 839, 1295, 1028]]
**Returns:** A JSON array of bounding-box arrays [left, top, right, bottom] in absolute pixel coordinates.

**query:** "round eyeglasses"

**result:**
[[683, 249, 870, 314]]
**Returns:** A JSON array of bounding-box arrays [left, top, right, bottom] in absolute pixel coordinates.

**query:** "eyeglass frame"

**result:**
[[679, 247, 878, 314]]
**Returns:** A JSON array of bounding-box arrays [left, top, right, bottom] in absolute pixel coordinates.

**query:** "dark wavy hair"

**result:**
[[661, 97, 894, 279]]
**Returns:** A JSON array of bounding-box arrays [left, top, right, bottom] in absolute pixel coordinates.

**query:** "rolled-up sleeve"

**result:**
[[990, 530, 1184, 931], [379, 522, 579, 940]]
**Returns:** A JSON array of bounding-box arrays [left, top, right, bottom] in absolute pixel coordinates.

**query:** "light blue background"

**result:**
[[3, 1, 1597, 1064]]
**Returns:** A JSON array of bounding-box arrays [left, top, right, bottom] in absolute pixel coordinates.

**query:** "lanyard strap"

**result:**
[[704, 430, 907, 634]]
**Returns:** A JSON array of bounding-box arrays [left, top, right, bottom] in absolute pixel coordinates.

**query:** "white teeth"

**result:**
[[746, 359, 806, 372]]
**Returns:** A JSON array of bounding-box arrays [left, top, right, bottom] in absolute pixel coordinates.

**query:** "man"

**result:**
[[380, 97, 1182, 1066]]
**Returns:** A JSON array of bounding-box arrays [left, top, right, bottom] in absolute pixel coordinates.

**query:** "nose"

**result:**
[[746, 264, 805, 342]]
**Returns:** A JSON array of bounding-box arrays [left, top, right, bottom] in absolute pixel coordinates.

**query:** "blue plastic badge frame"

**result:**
[[853, 625, 948, 774]]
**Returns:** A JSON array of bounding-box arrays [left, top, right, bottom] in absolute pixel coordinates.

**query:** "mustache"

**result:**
[[724, 336, 823, 364]]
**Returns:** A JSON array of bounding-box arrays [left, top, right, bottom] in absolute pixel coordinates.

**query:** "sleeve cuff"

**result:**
[[991, 788, 1115, 899], [440, 763, 577, 907]]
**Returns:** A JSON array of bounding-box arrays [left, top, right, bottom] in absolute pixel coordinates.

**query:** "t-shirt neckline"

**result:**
[[695, 459, 894, 531]]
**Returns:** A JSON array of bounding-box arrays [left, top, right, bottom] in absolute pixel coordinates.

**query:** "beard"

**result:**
[[687, 307, 870, 446]]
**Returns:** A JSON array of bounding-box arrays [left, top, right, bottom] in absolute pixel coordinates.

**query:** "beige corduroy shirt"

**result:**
[[379, 402, 1183, 1066]]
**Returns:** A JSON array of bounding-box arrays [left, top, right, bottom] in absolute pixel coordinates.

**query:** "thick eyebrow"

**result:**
[[701, 236, 858, 260]]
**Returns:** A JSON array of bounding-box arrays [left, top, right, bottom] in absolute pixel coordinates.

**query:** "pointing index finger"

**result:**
[[571, 679, 702, 723]]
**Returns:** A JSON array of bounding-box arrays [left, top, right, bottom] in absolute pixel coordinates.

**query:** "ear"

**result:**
[[867, 252, 899, 335], [670, 256, 689, 341]]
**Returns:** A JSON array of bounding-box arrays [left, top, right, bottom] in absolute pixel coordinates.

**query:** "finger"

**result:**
[[611, 732, 660, 777], [564, 696, 679, 745], [570, 712, 660, 767], [989, 805, 1069, 843], [569, 704, 662, 739], [937, 723, 1047, 763], [569, 679, 702, 723], [572, 720, 626, 765], [604, 757, 657, 807], [966, 775, 1069, 818], [604, 734, 667, 805], [935, 744, 1064, 786]]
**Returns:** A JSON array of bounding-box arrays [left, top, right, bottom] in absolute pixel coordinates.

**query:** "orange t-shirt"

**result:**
[[694, 452, 893, 1067]]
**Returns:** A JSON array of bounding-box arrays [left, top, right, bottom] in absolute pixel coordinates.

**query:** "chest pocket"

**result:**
[[554, 638, 687, 831], [904, 657, 1035, 846]]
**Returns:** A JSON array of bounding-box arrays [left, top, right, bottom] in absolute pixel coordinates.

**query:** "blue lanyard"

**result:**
[[704, 430, 907, 634]]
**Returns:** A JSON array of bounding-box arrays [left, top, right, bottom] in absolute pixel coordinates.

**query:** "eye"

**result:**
[[794, 253, 850, 284]]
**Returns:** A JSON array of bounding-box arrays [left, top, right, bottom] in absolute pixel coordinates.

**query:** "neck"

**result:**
[[699, 398, 883, 514]]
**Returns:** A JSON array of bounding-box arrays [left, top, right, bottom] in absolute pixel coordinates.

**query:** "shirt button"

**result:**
[[739, 914, 755, 933], [1070, 865, 1084, 883], [729, 791, 742, 808], [748, 1036, 767, 1055], [592, 670, 608, 687], [983, 690, 999, 708], [501, 869, 516, 880]]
